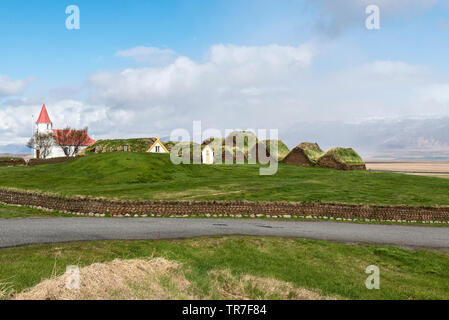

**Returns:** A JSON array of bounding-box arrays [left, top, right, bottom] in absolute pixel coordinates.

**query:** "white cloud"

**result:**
[[0, 75, 34, 97], [2, 43, 449, 158], [0, 100, 109, 146], [418, 83, 449, 105], [88, 43, 316, 129], [360, 61, 425, 77], [86, 44, 441, 131], [116, 46, 177, 65]]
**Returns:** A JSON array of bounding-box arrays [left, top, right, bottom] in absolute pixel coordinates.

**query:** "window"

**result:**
[[155, 146, 160, 153], [124, 145, 128, 152]]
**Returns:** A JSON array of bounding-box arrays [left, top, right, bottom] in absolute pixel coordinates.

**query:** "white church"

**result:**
[[33, 104, 96, 159], [32, 104, 217, 163]]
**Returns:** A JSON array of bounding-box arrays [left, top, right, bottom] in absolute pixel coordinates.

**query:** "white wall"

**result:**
[[35, 145, 87, 159], [202, 146, 214, 164], [36, 123, 52, 134], [148, 141, 167, 153]]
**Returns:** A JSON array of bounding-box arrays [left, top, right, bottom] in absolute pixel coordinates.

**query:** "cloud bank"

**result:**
[[0, 75, 34, 97], [2, 42, 449, 159]]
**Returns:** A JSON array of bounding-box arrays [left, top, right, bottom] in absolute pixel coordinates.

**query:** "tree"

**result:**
[[53, 127, 90, 157], [27, 132, 55, 159]]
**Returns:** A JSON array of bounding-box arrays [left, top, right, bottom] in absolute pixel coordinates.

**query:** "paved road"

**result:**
[[0, 218, 448, 250]]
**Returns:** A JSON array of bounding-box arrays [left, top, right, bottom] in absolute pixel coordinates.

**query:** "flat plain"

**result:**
[[366, 161, 449, 178]]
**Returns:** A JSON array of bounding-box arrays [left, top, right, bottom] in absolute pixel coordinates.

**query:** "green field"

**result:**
[[1, 152, 449, 205], [0, 204, 72, 219], [1, 237, 448, 300]]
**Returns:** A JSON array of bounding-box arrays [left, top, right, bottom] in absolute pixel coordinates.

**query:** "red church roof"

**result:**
[[36, 104, 52, 124], [53, 130, 96, 147]]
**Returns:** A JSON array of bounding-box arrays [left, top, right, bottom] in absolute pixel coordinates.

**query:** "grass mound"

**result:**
[[86, 138, 156, 153], [297, 142, 321, 150], [283, 142, 324, 166], [298, 142, 324, 164], [14, 258, 191, 300], [318, 148, 366, 171], [324, 148, 364, 165], [13, 256, 333, 300]]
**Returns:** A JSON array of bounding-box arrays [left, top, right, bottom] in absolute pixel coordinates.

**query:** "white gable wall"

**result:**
[[202, 146, 214, 164], [148, 141, 167, 153]]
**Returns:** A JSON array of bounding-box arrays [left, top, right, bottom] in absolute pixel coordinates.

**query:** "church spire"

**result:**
[[36, 104, 52, 124]]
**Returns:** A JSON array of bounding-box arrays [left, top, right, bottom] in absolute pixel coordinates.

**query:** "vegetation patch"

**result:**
[[318, 148, 366, 171], [321, 148, 365, 165], [299, 142, 324, 164], [0, 203, 73, 219], [1, 237, 449, 300], [14, 258, 192, 300], [86, 138, 157, 154], [283, 142, 324, 166], [1, 152, 449, 206]]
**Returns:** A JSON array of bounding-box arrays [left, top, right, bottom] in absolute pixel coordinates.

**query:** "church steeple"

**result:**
[[36, 104, 52, 124], [36, 104, 53, 133]]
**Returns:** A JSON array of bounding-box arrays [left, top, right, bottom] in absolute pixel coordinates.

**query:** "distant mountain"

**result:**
[[0, 153, 33, 160], [0, 144, 30, 154]]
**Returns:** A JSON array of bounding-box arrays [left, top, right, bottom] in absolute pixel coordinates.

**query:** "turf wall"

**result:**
[[0, 189, 448, 223]]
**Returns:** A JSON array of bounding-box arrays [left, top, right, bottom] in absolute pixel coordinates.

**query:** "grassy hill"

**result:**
[[85, 138, 156, 154], [319, 148, 365, 165], [1, 152, 449, 205]]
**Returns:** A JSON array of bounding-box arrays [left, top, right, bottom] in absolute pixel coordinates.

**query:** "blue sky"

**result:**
[[1, 0, 449, 158], [1, 0, 447, 88], [0, 1, 308, 84]]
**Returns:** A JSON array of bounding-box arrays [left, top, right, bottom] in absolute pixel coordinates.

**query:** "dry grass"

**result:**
[[12, 257, 332, 300], [14, 258, 192, 300], [208, 269, 337, 300], [0, 280, 13, 300]]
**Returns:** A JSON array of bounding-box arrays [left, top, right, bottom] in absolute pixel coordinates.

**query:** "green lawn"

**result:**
[[1, 152, 449, 206], [0, 204, 72, 219], [1, 237, 448, 300]]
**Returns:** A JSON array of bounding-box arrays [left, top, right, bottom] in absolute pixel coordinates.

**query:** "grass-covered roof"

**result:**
[[319, 147, 365, 165]]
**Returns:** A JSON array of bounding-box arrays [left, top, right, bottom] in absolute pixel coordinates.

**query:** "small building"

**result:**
[[283, 142, 323, 167], [146, 137, 169, 153], [202, 145, 214, 164], [33, 104, 95, 159]]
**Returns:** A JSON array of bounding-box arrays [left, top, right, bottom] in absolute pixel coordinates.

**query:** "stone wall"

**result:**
[[0, 188, 448, 222], [27, 157, 78, 166], [0, 158, 26, 166]]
